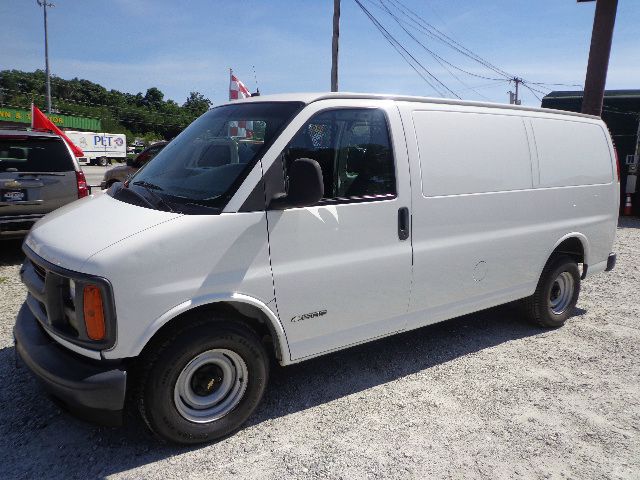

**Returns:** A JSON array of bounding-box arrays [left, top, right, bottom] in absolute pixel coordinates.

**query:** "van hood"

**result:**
[[25, 193, 182, 272]]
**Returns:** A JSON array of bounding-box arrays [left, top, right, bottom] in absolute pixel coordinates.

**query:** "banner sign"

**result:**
[[0, 107, 101, 131]]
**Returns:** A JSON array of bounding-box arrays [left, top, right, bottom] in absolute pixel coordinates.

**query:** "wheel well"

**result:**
[[552, 237, 585, 264], [141, 301, 282, 362]]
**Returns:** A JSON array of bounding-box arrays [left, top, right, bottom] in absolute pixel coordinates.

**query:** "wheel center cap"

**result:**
[[191, 364, 224, 396]]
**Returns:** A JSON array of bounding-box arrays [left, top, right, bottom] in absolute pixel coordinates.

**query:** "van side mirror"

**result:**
[[269, 158, 324, 210]]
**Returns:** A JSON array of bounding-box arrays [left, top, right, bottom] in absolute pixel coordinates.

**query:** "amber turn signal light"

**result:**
[[83, 285, 106, 341]]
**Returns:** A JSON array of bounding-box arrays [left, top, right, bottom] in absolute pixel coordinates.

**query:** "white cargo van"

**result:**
[[15, 93, 618, 444], [65, 131, 127, 166]]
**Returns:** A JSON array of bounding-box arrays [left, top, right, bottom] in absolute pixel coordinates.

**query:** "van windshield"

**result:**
[[120, 102, 303, 213]]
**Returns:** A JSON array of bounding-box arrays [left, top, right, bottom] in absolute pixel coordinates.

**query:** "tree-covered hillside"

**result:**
[[0, 70, 212, 141]]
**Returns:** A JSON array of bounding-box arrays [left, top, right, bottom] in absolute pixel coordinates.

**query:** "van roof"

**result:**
[[230, 92, 599, 119]]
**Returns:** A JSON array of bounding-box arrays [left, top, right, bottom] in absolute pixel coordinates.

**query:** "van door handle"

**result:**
[[398, 207, 410, 241]]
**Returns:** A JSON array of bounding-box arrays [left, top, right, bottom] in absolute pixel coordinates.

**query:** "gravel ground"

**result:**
[[1, 219, 639, 479]]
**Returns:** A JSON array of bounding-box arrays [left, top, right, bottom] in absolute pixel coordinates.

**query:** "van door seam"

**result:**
[[259, 157, 292, 360], [396, 104, 414, 315]]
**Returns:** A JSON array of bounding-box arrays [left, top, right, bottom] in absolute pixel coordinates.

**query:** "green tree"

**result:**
[[143, 87, 164, 108], [0, 70, 201, 140], [183, 91, 212, 116]]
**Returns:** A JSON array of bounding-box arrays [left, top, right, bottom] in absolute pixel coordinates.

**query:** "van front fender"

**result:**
[[104, 293, 291, 364]]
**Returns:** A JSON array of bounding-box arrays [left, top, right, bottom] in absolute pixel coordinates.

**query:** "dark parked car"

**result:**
[[0, 129, 89, 237], [100, 141, 168, 189]]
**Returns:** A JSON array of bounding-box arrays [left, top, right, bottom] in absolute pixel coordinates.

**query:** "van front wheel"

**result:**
[[523, 255, 580, 328], [137, 320, 269, 444]]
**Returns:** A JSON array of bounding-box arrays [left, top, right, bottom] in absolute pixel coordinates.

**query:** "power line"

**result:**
[[363, 0, 506, 83], [521, 82, 548, 97], [374, 0, 494, 100], [521, 83, 543, 103], [353, 0, 459, 98], [381, 0, 585, 103], [354, 0, 452, 97], [528, 81, 584, 88], [455, 80, 511, 93], [385, 0, 514, 79]]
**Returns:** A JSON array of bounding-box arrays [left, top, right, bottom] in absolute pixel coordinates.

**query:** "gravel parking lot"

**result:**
[[0, 218, 638, 479]]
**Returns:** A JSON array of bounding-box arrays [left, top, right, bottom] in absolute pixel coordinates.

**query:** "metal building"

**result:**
[[542, 90, 640, 215]]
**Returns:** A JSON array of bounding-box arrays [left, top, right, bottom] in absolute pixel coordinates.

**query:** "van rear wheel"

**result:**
[[137, 319, 269, 444], [523, 255, 580, 328]]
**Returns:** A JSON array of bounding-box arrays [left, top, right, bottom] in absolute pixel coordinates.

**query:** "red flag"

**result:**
[[31, 104, 84, 157], [229, 69, 251, 100]]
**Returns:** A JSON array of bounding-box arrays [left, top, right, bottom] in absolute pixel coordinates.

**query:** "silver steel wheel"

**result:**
[[549, 271, 574, 315], [173, 349, 248, 423]]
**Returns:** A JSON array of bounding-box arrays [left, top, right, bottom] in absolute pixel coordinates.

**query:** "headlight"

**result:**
[[69, 279, 76, 301]]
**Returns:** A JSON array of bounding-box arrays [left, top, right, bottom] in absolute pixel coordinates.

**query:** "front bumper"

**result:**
[[13, 303, 127, 426]]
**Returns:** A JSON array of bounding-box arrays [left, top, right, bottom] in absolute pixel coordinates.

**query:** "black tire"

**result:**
[[136, 319, 269, 445], [523, 255, 580, 328], [98, 156, 108, 166]]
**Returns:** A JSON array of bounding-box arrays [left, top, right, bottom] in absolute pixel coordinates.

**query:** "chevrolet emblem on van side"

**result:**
[[291, 310, 327, 323]]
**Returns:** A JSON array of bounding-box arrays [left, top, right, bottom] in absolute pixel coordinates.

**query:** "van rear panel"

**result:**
[[530, 118, 614, 188], [400, 103, 618, 328]]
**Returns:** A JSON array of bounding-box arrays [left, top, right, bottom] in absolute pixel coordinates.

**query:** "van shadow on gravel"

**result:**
[[0, 302, 550, 479]]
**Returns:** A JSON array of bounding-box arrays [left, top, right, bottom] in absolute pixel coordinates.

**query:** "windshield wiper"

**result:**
[[133, 180, 164, 191], [131, 180, 175, 212]]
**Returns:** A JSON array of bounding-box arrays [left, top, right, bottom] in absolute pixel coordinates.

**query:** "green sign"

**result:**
[[0, 107, 101, 131]]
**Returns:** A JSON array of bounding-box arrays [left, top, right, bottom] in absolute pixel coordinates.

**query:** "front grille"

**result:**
[[20, 247, 116, 350], [32, 262, 46, 281], [21, 257, 78, 337]]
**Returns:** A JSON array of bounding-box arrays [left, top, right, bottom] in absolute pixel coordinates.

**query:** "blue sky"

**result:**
[[2, 0, 638, 107]]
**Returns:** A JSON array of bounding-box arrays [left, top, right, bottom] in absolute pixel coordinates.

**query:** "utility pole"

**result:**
[[509, 78, 522, 105], [331, 0, 340, 92], [579, 0, 618, 116], [37, 0, 54, 114]]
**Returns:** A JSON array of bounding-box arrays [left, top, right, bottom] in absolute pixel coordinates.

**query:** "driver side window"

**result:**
[[282, 108, 396, 202]]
